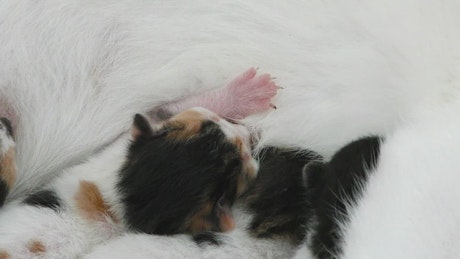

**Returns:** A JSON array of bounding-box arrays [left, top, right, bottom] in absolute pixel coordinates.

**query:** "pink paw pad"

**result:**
[[224, 68, 278, 119]]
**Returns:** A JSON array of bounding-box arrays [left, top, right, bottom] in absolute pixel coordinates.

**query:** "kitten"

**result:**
[[84, 146, 322, 259], [0, 107, 259, 258]]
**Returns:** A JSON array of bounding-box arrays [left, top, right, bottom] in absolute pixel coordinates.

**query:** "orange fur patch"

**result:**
[[234, 137, 243, 150], [27, 240, 46, 254], [218, 208, 235, 232], [0, 148, 16, 189], [187, 202, 236, 233], [75, 180, 116, 222], [166, 110, 207, 140], [0, 251, 9, 259], [233, 137, 258, 195], [187, 202, 214, 233]]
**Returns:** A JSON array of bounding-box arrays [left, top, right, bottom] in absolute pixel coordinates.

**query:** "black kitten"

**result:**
[[305, 136, 382, 258], [194, 146, 322, 247]]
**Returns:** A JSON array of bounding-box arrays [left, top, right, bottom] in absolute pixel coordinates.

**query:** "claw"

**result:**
[[277, 85, 284, 89], [269, 103, 277, 109]]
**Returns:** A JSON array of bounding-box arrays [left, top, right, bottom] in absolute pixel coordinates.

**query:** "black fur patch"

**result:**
[[0, 178, 8, 207], [0, 117, 13, 138], [193, 232, 222, 246], [118, 119, 243, 235], [307, 136, 382, 258], [24, 189, 62, 211], [241, 146, 321, 245]]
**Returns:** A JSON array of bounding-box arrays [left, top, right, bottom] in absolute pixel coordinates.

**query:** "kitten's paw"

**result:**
[[224, 68, 278, 119], [0, 118, 16, 207]]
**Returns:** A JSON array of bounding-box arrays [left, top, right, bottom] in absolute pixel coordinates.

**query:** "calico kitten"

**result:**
[[85, 146, 322, 259], [0, 107, 259, 258], [0, 118, 15, 207]]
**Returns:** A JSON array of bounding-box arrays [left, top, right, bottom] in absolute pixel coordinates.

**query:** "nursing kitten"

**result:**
[[0, 107, 259, 258], [85, 146, 322, 259]]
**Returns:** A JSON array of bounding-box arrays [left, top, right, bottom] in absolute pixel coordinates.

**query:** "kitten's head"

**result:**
[[118, 107, 258, 235]]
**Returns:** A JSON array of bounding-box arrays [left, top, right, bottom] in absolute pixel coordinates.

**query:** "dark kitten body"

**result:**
[[191, 137, 382, 259], [305, 136, 382, 258], [194, 146, 322, 247], [242, 146, 321, 244]]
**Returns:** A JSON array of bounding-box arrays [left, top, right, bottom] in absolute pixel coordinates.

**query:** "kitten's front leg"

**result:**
[[150, 68, 278, 121], [0, 118, 15, 207]]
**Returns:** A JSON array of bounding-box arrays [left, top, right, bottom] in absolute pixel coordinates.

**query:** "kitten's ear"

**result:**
[[131, 114, 154, 140]]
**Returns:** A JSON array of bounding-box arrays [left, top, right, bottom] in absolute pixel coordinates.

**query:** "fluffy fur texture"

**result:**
[[295, 104, 460, 258], [0, 118, 15, 207], [2, 0, 460, 258], [0, 107, 261, 258], [304, 136, 382, 258], [85, 146, 320, 259]]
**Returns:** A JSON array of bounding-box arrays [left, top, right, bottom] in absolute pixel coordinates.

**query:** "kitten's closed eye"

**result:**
[[225, 118, 240, 125]]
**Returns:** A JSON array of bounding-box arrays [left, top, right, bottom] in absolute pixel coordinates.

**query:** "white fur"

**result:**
[[85, 229, 298, 259], [1, 0, 460, 258], [4, 0, 459, 197], [0, 137, 127, 258], [0, 121, 14, 155], [84, 207, 298, 259], [337, 103, 460, 259]]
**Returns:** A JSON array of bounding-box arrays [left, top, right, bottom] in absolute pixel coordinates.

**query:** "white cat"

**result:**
[[1, 0, 460, 258]]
